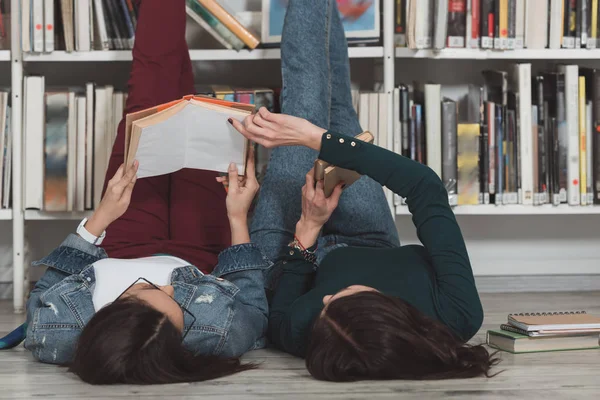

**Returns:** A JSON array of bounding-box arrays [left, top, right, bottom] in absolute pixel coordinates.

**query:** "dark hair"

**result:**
[[306, 291, 499, 381], [68, 298, 256, 384]]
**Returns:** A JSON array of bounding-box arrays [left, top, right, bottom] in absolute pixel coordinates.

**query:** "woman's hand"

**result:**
[[295, 168, 344, 248], [229, 107, 327, 151], [216, 147, 260, 244], [85, 161, 139, 236]]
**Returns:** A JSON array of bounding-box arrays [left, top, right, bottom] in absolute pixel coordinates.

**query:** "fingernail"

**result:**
[[227, 118, 233, 125], [229, 162, 236, 170]]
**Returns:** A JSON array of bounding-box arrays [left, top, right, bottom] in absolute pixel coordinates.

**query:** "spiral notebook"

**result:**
[[508, 311, 600, 332]]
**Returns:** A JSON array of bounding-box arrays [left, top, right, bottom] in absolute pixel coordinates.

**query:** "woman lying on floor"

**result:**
[[24, 0, 269, 385], [231, 0, 498, 382]]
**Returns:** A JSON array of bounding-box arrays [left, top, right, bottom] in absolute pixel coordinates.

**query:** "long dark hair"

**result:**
[[68, 298, 256, 384], [306, 291, 499, 381]]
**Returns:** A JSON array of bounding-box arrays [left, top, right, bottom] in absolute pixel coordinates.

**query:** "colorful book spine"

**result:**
[[457, 124, 480, 205], [196, 0, 260, 49], [579, 76, 588, 205], [480, 0, 494, 48], [447, 0, 466, 48]]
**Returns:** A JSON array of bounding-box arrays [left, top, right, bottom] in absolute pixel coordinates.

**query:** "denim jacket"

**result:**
[[24, 234, 272, 365]]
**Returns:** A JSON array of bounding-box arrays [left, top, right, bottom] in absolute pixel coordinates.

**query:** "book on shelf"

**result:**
[[0, 90, 11, 209], [393, 63, 600, 209], [21, 0, 260, 53], [262, 0, 380, 44], [399, 0, 600, 50]]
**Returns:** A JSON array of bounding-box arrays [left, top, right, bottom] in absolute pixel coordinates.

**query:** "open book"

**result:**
[[124, 95, 255, 178]]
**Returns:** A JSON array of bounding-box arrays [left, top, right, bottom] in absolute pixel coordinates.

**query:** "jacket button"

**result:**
[[326, 134, 332, 139], [289, 250, 294, 255], [351, 141, 356, 147], [86, 277, 91, 282], [339, 138, 345, 144]]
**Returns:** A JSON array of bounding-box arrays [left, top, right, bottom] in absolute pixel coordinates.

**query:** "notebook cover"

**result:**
[[509, 313, 600, 330]]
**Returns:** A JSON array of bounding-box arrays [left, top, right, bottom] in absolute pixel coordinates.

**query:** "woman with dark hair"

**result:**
[[231, 0, 496, 381], [22, 0, 268, 384]]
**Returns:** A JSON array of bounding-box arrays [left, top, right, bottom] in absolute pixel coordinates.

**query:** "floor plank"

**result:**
[[1, 292, 599, 399]]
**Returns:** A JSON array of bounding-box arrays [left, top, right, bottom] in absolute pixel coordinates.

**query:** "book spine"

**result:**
[[442, 100, 458, 206], [594, 72, 600, 204], [434, 0, 449, 49], [494, 0, 501, 48], [579, 76, 588, 205], [480, 97, 490, 204], [119, 0, 135, 47], [488, 102, 496, 199], [556, 75, 568, 203], [560, 65, 581, 206], [568, 0, 578, 47], [400, 85, 410, 157], [93, 0, 110, 50], [186, 5, 233, 50], [577, 0, 585, 47], [457, 124, 481, 205], [417, 104, 425, 163], [552, 117, 561, 205], [32, 0, 44, 53], [532, 105, 539, 204], [187, 0, 245, 51], [515, 0, 524, 48], [507, 0, 516, 49], [425, 85, 442, 176], [470, 0, 481, 48], [517, 64, 533, 204], [43, 0, 54, 52], [196, 0, 260, 49], [109, 0, 129, 49], [535, 77, 547, 203], [67, 92, 77, 212], [496, 103, 504, 203], [466, 0, 472, 48], [21, 0, 32, 52], [410, 105, 417, 160], [394, 0, 407, 46], [447, 0, 466, 48], [480, 0, 494, 48], [587, 101, 594, 204], [590, 0, 599, 48], [60, 0, 75, 52], [499, 0, 508, 49]]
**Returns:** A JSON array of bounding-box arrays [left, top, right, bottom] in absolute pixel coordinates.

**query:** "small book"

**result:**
[[124, 95, 255, 179], [314, 131, 374, 197], [501, 324, 600, 337], [508, 311, 600, 332], [487, 329, 600, 354]]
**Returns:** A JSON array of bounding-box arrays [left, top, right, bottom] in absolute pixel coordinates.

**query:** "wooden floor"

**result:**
[[1, 292, 599, 399]]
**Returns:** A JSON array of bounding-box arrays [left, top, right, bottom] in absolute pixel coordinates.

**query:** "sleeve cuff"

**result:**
[[212, 243, 273, 276], [32, 234, 108, 275]]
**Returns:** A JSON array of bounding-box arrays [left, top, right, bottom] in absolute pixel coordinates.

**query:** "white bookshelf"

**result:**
[[396, 205, 600, 216], [0, 50, 10, 61], [395, 48, 600, 60], [23, 47, 384, 62], [24, 210, 94, 220]]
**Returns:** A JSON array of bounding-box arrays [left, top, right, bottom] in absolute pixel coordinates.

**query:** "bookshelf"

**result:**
[[395, 48, 600, 60], [5, 0, 600, 313], [23, 47, 385, 62], [396, 205, 600, 216]]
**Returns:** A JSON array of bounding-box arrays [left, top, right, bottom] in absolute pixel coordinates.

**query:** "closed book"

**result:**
[[586, 101, 594, 204], [505, 106, 518, 203], [24, 77, 46, 210], [466, 0, 481, 48], [2, 104, 11, 209], [525, 0, 548, 49], [75, 96, 86, 212], [447, 0, 466, 48], [93, 0, 110, 50], [358, 93, 370, 133], [118, 0, 135, 48], [409, 0, 433, 49], [487, 329, 600, 354], [21, 0, 32, 52], [186, 0, 244, 50], [213, 85, 235, 102], [84, 83, 94, 210], [0, 92, 7, 202], [400, 85, 410, 157], [507, 0, 516, 49], [368, 93, 379, 145], [67, 92, 77, 211], [60, 0, 75, 51], [533, 76, 547, 204], [579, 76, 588, 205], [196, 0, 259, 49], [502, 323, 600, 337], [415, 83, 442, 176], [497, 0, 508, 49], [580, 0, 588, 46], [579, 68, 600, 204], [510, 63, 533, 205], [563, 0, 577, 48], [559, 65, 581, 206], [442, 99, 458, 206], [590, 0, 599, 48], [486, 102, 496, 199], [394, 0, 407, 46], [480, 0, 494, 48], [496, 103, 504, 203], [32, 0, 44, 53], [508, 311, 600, 331], [44, 92, 69, 212], [433, 0, 449, 50], [514, 0, 524, 48], [532, 105, 539, 204], [543, 72, 567, 204], [457, 124, 480, 205], [75, 0, 91, 51]]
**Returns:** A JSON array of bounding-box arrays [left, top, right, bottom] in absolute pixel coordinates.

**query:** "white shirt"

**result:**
[[92, 256, 191, 311]]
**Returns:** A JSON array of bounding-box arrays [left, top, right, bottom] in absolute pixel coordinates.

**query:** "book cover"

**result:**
[[394, 0, 406, 46], [447, 0, 466, 48], [44, 92, 69, 212], [262, 0, 380, 43], [458, 124, 480, 205], [213, 85, 235, 102], [234, 89, 255, 105]]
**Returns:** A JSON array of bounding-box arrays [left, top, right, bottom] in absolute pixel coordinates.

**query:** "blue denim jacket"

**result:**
[[24, 234, 272, 365]]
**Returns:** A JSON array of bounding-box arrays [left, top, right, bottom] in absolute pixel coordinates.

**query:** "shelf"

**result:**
[[0, 50, 10, 61], [395, 48, 600, 60], [395, 204, 600, 216], [0, 209, 12, 220], [25, 210, 93, 220], [23, 47, 384, 62]]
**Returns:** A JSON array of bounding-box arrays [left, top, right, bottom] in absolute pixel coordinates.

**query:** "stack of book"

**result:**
[[487, 311, 600, 353], [396, 0, 600, 50], [20, 0, 260, 53], [22, 79, 279, 213], [0, 90, 11, 209], [392, 63, 600, 208]]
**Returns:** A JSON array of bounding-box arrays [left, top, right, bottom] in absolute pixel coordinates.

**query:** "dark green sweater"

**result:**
[[268, 131, 484, 358]]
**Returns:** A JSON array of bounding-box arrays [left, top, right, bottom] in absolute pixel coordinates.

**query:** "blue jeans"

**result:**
[[251, 0, 400, 264]]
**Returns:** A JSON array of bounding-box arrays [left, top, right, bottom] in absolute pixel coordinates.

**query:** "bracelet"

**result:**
[[288, 236, 318, 264]]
